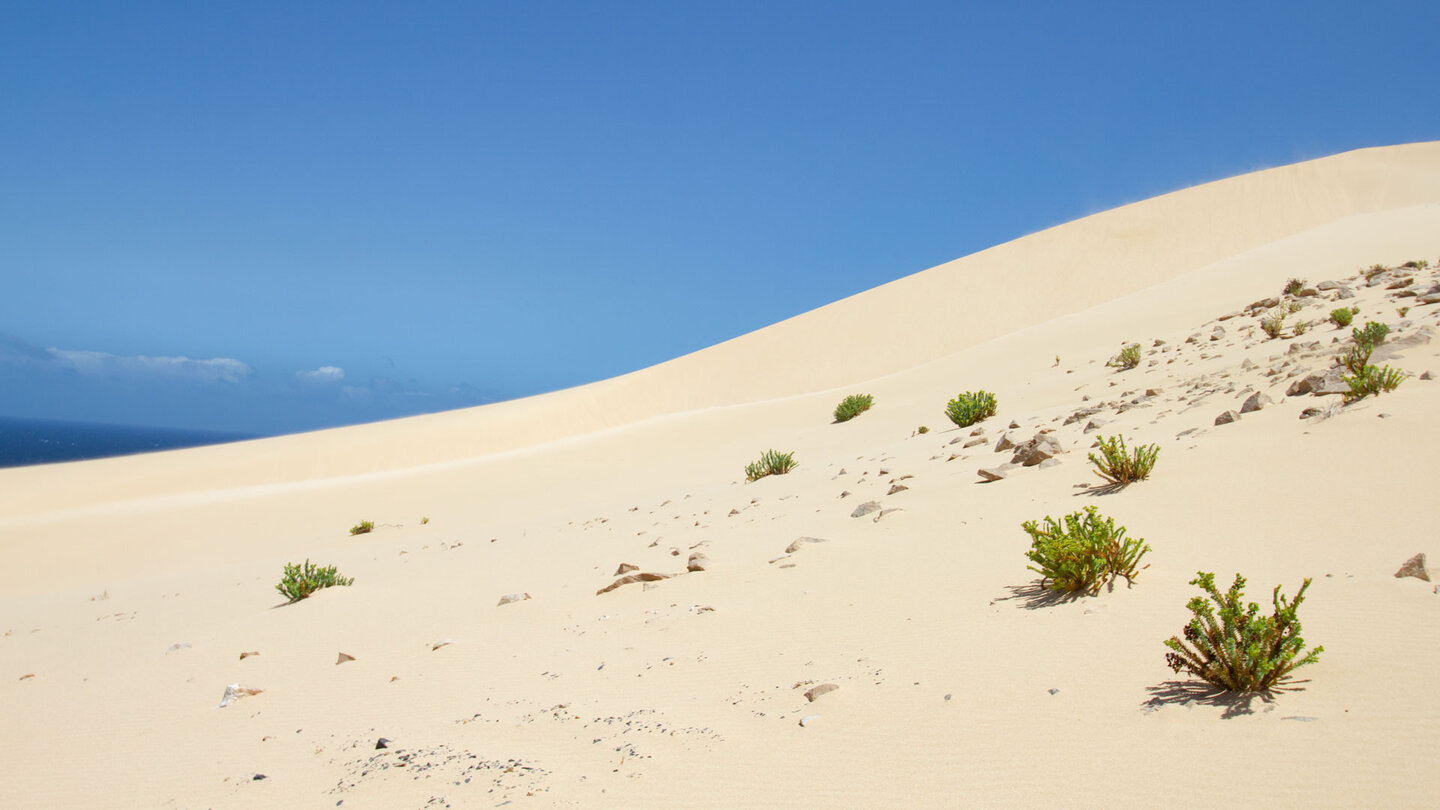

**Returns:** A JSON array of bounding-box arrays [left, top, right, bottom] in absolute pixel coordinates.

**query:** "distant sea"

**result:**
[[0, 416, 257, 469]]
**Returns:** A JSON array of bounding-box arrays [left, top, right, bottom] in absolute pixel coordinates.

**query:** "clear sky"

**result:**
[[3, 1, 1437, 435]]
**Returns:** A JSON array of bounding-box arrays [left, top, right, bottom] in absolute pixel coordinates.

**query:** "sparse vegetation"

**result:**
[[1260, 309, 1286, 339], [1293, 319, 1309, 336], [1341, 341, 1372, 374], [420, 517, 429, 525], [1353, 321, 1389, 347], [1364, 263, 1389, 280], [276, 559, 354, 603], [833, 393, 875, 423], [745, 449, 796, 482], [1397, 306, 1410, 318], [1088, 433, 1159, 486], [944, 390, 998, 428], [916, 425, 929, 434], [1401, 259, 1428, 269], [1022, 506, 1150, 595], [1329, 307, 1357, 327], [350, 520, 374, 536], [1164, 572, 1323, 693], [1283, 277, 1307, 296], [1343, 364, 1408, 401], [1107, 343, 1142, 370], [1287, 300, 1303, 314]]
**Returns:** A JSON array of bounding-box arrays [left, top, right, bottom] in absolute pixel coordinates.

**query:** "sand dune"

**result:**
[[3, 142, 1440, 808]]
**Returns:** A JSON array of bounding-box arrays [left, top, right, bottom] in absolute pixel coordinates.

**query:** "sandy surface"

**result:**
[[3, 142, 1439, 808]]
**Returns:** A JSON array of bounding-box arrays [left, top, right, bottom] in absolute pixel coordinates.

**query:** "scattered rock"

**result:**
[[1083, 419, 1105, 433], [1063, 407, 1102, 426], [217, 683, 263, 708], [799, 714, 820, 728], [687, 553, 711, 572], [1316, 280, 1345, 291], [336, 652, 356, 665], [786, 537, 829, 554], [1216, 311, 1241, 321], [1210, 326, 1225, 341], [375, 738, 391, 750], [850, 501, 882, 518], [431, 639, 452, 651], [614, 563, 638, 576], [1010, 433, 1064, 466], [238, 650, 259, 661], [977, 463, 1018, 482], [886, 484, 909, 495], [995, 432, 1022, 452], [1240, 391, 1272, 413], [1214, 410, 1241, 426], [804, 683, 840, 702], [962, 437, 986, 448], [597, 572, 672, 595], [496, 593, 532, 606], [1395, 553, 1431, 582], [1250, 296, 1280, 310]]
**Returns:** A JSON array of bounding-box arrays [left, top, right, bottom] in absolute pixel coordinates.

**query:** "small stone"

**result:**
[[1240, 391, 1272, 413], [728, 508, 739, 516], [252, 774, 267, 781], [1009, 421, 1020, 429], [239, 650, 259, 661], [614, 563, 638, 575], [977, 463, 1017, 482], [1395, 553, 1431, 582], [785, 537, 828, 554], [496, 593, 532, 606], [963, 437, 986, 448], [1047, 688, 1060, 695], [1210, 326, 1225, 341], [874, 508, 904, 521], [1422, 371, 1433, 380], [1316, 280, 1344, 291], [1241, 358, 1258, 371], [804, 683, 839, 702], [886, 484, 909, 495], [1083, 419, 1105, 433], [597, 572, 671, 595], [1214, 410, 1241, 426], [799, 714, 820, 727], [850, 501, 882, 518], [431, 639, 452, 651], [944, 693, 953, 701], [687, 553, 710, 572], [165, 643, 192, 655], [375, 738, 391, 750], [1299, 407, 1324, 419], [838, 489, 852, 498], [995, 432, 1022, 452], [336, 652, 356, 665]]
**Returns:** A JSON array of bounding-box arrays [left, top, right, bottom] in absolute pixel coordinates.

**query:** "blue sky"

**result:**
[[3, 1, 1437, 435]]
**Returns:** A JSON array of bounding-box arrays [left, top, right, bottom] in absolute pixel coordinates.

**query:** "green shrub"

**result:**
[[1329, 307, 1356, 327], [1293, 319, 1309, 336], [350, 520, 374, 536], [1341, 341, 1372, 374], [1286, 300, 1303, 315], [944, 390, 997, 427], [276, 559, 354, 603], [1022, 506, 1150, 595], [1164, 572, 1322, 693], [1107, 343, 1141, 370], [1397, 306, 1410, 318], [1088, 434, 1159, 485], [745, 449, 796, 481], [1260, 310, 1286, 339], [916, 425, 929, 434], [833, 393, 874, 423], [420, 516, 429, 525], [1364, 263, 1388, 279], [1343, 364, 1407, 401], [1353, 321, 1389, 348], [1283, 278, 1306, 296]]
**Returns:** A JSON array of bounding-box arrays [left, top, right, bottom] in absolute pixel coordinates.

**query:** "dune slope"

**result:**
[[2, 142, 1440, 808]]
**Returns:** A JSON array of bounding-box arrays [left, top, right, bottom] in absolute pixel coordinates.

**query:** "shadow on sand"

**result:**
[[1142, 679, 1309, 719]]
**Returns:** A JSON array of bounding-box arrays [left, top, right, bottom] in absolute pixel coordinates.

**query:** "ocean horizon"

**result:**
[[0, 415, 259, 469]]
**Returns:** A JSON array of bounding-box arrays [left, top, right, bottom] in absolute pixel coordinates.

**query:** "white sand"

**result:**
[[3, 142, 1440, 808]]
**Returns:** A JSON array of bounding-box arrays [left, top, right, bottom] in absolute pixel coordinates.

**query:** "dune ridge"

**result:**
[[2, 142, 1440, 808]]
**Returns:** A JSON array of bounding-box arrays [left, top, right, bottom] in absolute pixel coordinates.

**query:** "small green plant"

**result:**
[[1022, 506, 1150, 595], [1353, 321, 1389, 347], [350, 520, 374, 536], [1283, 278, 1306, 296], [420, 516, 429, 525], [1364, 263, 1388, 279], [276, 559, 354, 603], [1293, 319, 1309, 336], [1287, 300, 1303, 314], [1341, 341, 1372, 374], [1397, 306, 1410, 318], [1329, 307, 1356, 327], [1088, 433, 1159, 485], [833, 393, 874, 423], [1343, 364, 1408, 401], [745, 449, 796, 481], [1401, 259, 1428, 269], [1260, 310, 1286, 339], [1107, 343, 1141, 370], [944, 390, 998, 427], [1163, 572, 1322, 693], [916, 425, 929, 434]]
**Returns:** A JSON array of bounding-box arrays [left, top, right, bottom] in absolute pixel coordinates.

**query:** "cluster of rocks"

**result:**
[[978, 430, 1065, 482]]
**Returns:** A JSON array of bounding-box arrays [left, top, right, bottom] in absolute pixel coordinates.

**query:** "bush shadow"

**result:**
[[994, 581, 1086, 610], [1142, 678, 1309, 719]]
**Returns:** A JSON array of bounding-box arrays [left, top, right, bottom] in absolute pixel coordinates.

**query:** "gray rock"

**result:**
[[785, 537, 829, 554], [962, 437, 987, 448], [1335, 287, 1356, 299], [995, 432, 1022, 452], [1216, 311, 1241, 321], [497, 592, 532, 606], [804, 683, 839, 702], [1063, 407, 1102, 426], [886, 484, 909, 495], [686, 553, 710, 572], [1395, 553, 1431, 582], [1241, 358, 1258, 371], [977, 463, 1018, 482], [1240, 391, 1272, 413], [1316, 280, 1345, 291], [1250, 296, 1280, 310], [1037, 457, 1062, 469], [1083, 420, 1105, 434], [1210, 326, 1225, 341], [850, 501, 882, 518], [1011, 433, 1064, 467], [1214, 410, 1241, 426]]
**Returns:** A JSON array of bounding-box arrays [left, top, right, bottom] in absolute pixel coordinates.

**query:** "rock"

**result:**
[[1210, 326, 1225, 341], [728, 508, 739, 516], [1011, 433, 1064, 466], [1063, 407, 1102, 426], [597, 572, 671, 595], [1240, 391, 1272, 413], [1395, 553, 1431, 582], [1083, 419, 1105, 433], [768, 554, 792, 564], [977, 463, 1017, 482], [995, 432, 1022, 452], [252, 774, 267, 781], [687, 553, 710, 572], [839, 489, 852, 498], [431, 639, 452, 651], [1335, 287, 1356, 299], [1250, 296, 1280, 310], [1214, 410, 1241, 426], [850, 501, 882, 518], [1299, 407, 1324, 419], [375, 738, 391, 750], [874, 508, 904, 521], [1295, 287, 1318, 297], [217, 683, 263, 708], [786, 537, 829, 553], [614, 563, 638, 576], [336, 652, 356, 665], [1038, 457, 1062, 469], [1287, 369, 1348, 397], [497, 592, 532, 606], [239, 650, 259, 660], [1421, 370, 1433, 380], [1316, 280, 1345, 291], [1145, 388, 1163, 397], [962, 437, 986, 448], [886, 484, 909, 495], [1216, 311, 1241, 321], [1009, 420, 1021, 429], [804, 683, 840, 702], [799, 714, 820, 727]]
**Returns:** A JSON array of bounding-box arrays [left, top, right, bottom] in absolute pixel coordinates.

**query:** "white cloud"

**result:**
[[296, 365, 346, 383], [46, 349, 253, 384]]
